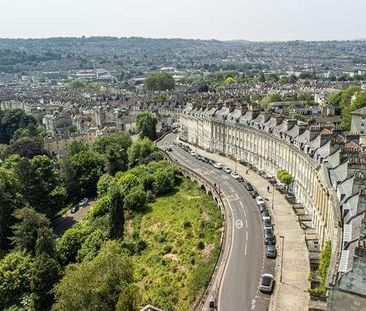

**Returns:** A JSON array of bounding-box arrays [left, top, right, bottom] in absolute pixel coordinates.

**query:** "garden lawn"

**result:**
[[130, 179, 223, 310]]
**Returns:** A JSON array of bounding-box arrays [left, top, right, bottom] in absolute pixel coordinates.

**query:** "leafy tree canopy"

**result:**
[[52, 241, 139, 311], [144, 72, 175, 91]]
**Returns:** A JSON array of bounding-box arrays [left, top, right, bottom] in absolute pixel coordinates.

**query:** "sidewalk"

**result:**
[[179, 140, 309, 311]]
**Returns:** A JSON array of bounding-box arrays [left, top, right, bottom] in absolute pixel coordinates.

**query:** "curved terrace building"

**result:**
[[180, 101, 366, 311]]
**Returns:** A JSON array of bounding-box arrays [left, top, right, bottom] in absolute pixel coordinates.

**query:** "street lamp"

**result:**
[[280, 235, 285, 283]]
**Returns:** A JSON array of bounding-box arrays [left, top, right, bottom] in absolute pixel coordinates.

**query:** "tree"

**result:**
[[0, 109, 37, 144], [0, 167, 22, 250], [60, 150, 104, 199], [261, 93, 283, 107], [136, 112, 157, 140], [277, 169, 294, 187], [11, 207, 56, 257], [31, 255, 62, 311], [124, 186, 147, 212], [6, 137, 49, 159], [92, 132, 132, 175], [13, 155, 66, 218], [144, 72, 175, 91], [76, 229, 108, 262], [0, 251, 34, 309], [66, 141, 89, 158], [108, 187, 125, 240], [127, 137, 158, 167], [52, 241, 139, 311], [56, 224, 90, 265]]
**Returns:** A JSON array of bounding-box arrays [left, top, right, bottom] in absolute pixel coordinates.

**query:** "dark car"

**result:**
[[244, 182, 254, 192], [167, 147, 173, 152], [262, 208, 270, 218], [249, 190, 258, 198], [264, 228, 276, 245], [208, 159, 215, 165], [266, 245, 277, 258], [71, 206, 79, 213], [202, 157, 209, 163], [263, 218, 273, 229]]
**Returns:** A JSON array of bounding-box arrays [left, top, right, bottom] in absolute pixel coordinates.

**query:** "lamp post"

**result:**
[[280, 235, 285, 283]]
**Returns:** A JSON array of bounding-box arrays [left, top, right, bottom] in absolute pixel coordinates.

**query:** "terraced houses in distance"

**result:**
[[180, 100, 366, 311]]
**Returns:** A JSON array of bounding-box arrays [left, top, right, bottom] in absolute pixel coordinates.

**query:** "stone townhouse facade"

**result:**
[[180, 101, 366, 310]]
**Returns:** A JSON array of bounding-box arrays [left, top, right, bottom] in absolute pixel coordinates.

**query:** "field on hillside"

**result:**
[[126, 179, 223, 310]]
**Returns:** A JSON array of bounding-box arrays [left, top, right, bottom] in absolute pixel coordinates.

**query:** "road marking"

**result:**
[[235, 219, 243, 229], [245, 219, 248, 228], [246, 231, 249, 241], [245, 243, 248, 255], [251, 299, 256, 310]]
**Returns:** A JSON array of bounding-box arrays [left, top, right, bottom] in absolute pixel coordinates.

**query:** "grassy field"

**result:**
[[127, 179, 223, 310]]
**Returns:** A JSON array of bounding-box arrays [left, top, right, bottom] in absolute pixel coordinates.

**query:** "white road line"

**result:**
[[245, 219, 248, 228], [239, 201, 243, 207], [245, 243, 248, 255], [246, 231, 249, 241]]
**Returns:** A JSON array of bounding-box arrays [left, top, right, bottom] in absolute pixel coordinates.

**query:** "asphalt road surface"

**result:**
[[158, 133, 275, 311], [52, 200, 95, 238]]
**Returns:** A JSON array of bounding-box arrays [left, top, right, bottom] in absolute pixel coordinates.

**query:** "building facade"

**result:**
[[180, 101, 366, 310]]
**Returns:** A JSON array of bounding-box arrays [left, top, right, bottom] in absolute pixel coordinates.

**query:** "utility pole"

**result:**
[[280, 235, 285, 283]]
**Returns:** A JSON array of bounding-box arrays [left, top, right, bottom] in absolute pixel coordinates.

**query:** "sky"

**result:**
[[1, 0, 366, 41]]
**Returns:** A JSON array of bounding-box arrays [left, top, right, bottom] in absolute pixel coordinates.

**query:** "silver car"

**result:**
[[259, 273, 274, 293]]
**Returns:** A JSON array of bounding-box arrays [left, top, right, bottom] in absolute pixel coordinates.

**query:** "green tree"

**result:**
[[136, 112, 157, 140], [261, 93, 283, 107], [14, 155, 66, 218], [30, 255, 62, 311], [0, 109, 37, 144], [6, 137, 48, 159], [108, 187, 125, 240], [66, 141, 89, 158], [144, 72, 175, 91], [127, 137, 158, 167], [11, 207, 56, 257], [0, 167, 22, 250], [124, 186, 147, 212], [60, 150, 104, 199], [52, 241, 139, 311], [77, 229, 108, 262], [0, 251, 34, 309], [56, 224, 90, 265]]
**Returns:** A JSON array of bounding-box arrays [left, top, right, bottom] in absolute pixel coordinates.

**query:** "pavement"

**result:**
[[174, 137, 310, 311], [158, 133, 274, 311]]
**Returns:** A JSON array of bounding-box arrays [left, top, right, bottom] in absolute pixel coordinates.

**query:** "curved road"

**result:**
[[158, 133, 274, 311]]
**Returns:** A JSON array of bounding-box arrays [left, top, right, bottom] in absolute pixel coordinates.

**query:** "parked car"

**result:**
[[208, 159, 215, 165], [249, 190, 258, 198], [266, 245, 277, 258], [258, 202, 267, 212], [190, 151, 196, 156], [262, 208, 270, 219], [255, 196, 265, 206], [213, 162, 223, 169], [263, 218, 273, 230], [209, 297, 216, 311], [78, 198, 88, 207], [201, 157, 209, 163], [71, 206, 79, 213], [166, 147, 173, 152], [259, 273, 274, 293], [224, 167, 232, 174], [231, 171, 243, 181], [243, 181, 253, 192], [264, 228, 276, 245]]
